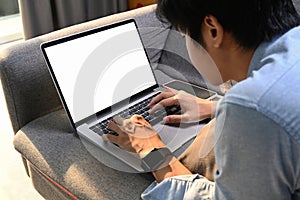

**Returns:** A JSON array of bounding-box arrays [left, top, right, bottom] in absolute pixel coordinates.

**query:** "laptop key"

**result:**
[[90, 94, 174, 135], [90, 126, 104, 136], [107, 130, 118, 136]]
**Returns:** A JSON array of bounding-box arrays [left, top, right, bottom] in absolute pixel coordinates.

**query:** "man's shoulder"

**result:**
[[221, 26, 300, 140], [223, 58, 300, 142]]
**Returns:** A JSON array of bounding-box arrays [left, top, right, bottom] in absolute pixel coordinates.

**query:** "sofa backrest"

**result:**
[[1, 2, 299, 134]]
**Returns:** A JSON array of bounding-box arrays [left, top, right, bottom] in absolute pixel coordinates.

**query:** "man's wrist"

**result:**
[[139, 142, 166, 158], [198, 99, 218, 119], [152, 158, 192, 183], [210, 100, 218, 118], [141, 147, 173, 171]]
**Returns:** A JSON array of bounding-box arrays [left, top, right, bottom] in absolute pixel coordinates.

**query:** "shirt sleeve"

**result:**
[[141, 174, 215, 200], [214, 101, 299, 200], [142, 100, 300, 200]]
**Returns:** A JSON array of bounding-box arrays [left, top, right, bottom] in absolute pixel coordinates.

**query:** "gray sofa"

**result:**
[[0, 5, 212, 200], [2, 2, 300, 199]]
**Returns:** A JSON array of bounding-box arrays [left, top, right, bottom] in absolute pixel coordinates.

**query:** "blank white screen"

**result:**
[[44, 22, 156, 123]]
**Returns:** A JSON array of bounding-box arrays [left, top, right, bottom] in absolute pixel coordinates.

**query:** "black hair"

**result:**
[[156, 0, 300, 49]]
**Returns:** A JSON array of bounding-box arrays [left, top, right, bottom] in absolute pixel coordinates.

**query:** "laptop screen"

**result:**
[[42, 20, 157, 124]]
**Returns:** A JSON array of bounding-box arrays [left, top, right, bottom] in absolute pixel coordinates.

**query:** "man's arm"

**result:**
[[143, 100, 300, 200], [152, 158, 192, 183], [106, 115, 194, 180], [214, 101, 298, 199], [106, 115, 215, 199]]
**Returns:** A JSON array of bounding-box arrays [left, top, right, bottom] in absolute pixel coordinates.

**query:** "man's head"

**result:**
[[156, 0, 300, 49], [156, 0, 300, 85]]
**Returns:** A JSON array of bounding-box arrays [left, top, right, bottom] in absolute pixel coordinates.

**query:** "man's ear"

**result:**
[[203, 15, 224, 48]]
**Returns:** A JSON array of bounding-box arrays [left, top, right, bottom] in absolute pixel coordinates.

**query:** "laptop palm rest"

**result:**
[[77, 122, 204, 172]]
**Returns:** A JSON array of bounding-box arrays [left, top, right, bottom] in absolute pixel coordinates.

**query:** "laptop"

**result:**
[[41, 19, 201, 172]]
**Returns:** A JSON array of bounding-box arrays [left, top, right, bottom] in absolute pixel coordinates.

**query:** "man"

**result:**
[[106, 0, 300, 199]]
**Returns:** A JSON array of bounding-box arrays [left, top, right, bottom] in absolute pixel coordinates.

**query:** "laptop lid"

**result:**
[[41, 19, 159, 129]]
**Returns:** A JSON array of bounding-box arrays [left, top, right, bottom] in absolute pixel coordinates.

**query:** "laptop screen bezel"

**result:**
[[41, 19, 159, 130]]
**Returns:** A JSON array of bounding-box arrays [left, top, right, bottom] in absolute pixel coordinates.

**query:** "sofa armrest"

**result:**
[[0, 38, 63, 133]]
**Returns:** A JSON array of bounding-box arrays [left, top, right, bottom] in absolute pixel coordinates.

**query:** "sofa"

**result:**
[[0, 5, 218, 200], [3, 2, 300, 199]]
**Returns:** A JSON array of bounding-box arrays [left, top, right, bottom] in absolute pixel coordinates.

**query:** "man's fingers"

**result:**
[[163, 85, 178, 93], [147, 90, 176, 108], [113, 116, 125, 126], [106, 120, 128, 146], [163, 114, 183, 124], [130, 114, 151, 127], [104, 122, 121, 145], [104, 132, 119, 144], [149, 96, 178, 114], [122, 119, 136, 133], [107, 120, 124, 134]]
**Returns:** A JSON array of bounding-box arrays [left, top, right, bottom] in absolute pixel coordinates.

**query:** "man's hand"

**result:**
[[147, 86, 217, 124], [106, 114, 193, 183], [106, 115, 165, 157]]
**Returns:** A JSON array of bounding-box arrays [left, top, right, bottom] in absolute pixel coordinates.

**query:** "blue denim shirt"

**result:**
[[141, 26, 300, 200]]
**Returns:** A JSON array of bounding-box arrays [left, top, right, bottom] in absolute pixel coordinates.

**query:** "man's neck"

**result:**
[[221, 47, 255, 82], [210, 31, 256, 83]]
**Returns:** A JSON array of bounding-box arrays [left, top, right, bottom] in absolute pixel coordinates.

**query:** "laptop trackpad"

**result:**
[[153, 122, 205, 155]]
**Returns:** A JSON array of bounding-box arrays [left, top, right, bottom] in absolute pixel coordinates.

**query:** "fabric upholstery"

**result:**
[[14, 109, 154, 199], [157, 28, 221, 92], [0, 5, 170, 134], [0, 5, 193, 199], [0, 38, 63, 133], [3, 2, 300, 199], [0, 5, 172, 199]]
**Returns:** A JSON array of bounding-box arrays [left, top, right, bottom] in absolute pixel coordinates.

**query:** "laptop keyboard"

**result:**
[[90, 94, 181, 136]]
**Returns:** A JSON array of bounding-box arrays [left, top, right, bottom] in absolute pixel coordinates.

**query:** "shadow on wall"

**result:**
[[0, 0, 19, 16]]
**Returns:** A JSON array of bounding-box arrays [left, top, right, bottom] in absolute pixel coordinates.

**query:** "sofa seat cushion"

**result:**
[[13, 109, 153, 199]]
